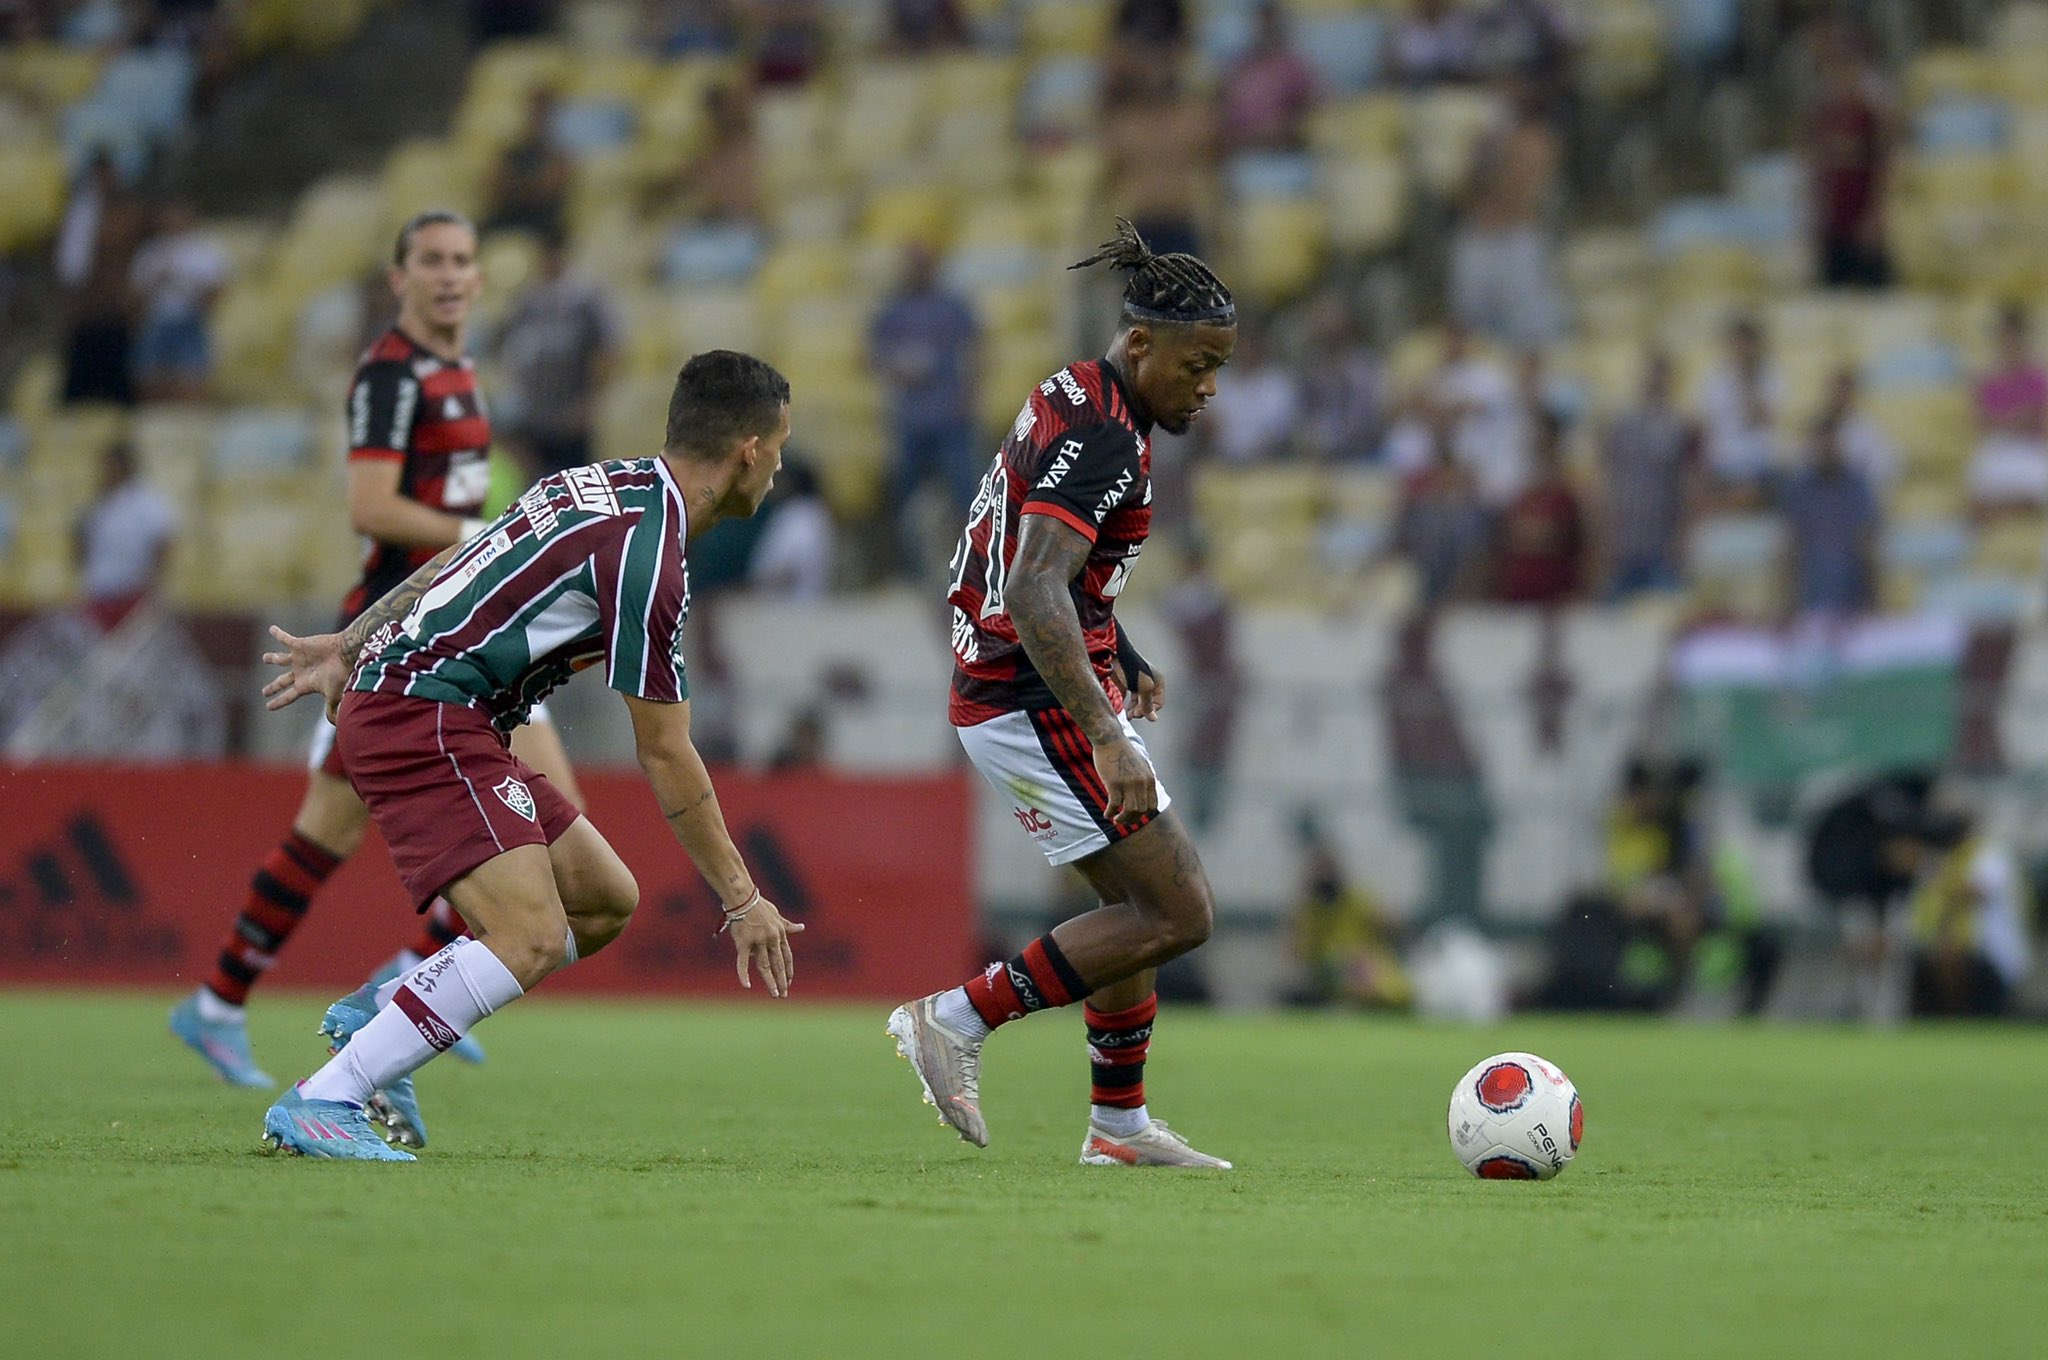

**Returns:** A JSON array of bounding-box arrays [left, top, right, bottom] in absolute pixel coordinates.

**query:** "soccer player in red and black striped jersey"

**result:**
[[170, 212, 583, 1116], [889, 220, 1237, 1167]]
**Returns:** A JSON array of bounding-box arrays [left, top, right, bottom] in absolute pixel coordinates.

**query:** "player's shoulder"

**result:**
[[1019, 362, 1134, 443], [351, 329, 422, 381]]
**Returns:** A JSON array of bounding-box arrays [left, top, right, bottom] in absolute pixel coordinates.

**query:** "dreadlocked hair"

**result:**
[[1068, 217, 1235, 327]]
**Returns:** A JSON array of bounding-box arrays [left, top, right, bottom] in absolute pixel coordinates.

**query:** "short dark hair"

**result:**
[[393, 209, 475, 266], [1069, 217, 1235, 328], [664, 350, 791, 457]]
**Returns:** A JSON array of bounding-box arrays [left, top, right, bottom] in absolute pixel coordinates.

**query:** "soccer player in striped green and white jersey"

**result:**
[[255, 351, 805, 1160]]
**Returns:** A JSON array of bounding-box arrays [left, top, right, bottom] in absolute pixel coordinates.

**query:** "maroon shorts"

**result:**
[[337, 690, 580, 910]]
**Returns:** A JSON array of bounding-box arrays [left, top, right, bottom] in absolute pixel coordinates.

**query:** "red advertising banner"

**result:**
[[0, 763, 977, 999]]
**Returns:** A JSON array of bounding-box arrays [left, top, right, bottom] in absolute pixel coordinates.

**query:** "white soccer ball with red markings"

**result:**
[[1447, 1051, 1583, 1180]]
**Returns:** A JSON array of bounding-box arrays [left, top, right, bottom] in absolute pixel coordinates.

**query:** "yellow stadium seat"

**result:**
[[1, 44, 104, 106], [1321, 154, 1407, 254], [0, 143, 65, 254], [1974, 516, 2048, 574], [1021, 1, 1110, 57], [861, 184, 956, 251], [1229, 197, 1327, 304], [1309, 95, 1406, 158], [1561, 229, 1651, 292], [382, 140, 483, 224], [833, 63, 930, 180], [1406, 88, 1502, 198], [1907, 48, 2002, 107]]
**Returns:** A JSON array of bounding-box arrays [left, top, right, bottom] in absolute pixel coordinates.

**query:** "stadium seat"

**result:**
[[1227, 196, 1328, 304], [0, 142, 65, 253]]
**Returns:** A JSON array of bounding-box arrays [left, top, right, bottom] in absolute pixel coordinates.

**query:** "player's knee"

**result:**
[[1162, 888, 1214, 954]]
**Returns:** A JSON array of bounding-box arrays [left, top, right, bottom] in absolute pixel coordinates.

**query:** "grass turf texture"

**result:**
[[3, 992, 2042, 1359]]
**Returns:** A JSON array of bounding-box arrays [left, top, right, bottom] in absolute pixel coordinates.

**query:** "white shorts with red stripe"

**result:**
[[957, 708, 1171, 866]]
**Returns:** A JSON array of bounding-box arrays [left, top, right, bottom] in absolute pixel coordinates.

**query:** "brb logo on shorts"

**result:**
[[1475, 1061, 1534, 1114], [494, 777, 537, 823], [1012, 806, 1055, 839]]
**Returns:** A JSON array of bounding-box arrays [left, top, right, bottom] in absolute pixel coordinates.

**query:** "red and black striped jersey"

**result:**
[[337, 327, 492, 625], [948, 358, 1153, 726]]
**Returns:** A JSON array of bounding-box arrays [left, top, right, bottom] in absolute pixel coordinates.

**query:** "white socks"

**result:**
[[934, 986, 991, 1042], [1091, 1103, 1150, 1137], [194, 988, 243, 1024], [301, 937, 524, 1107]]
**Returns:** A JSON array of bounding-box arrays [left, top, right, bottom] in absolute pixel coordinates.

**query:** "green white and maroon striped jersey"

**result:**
[[350, 458, 691, 728]]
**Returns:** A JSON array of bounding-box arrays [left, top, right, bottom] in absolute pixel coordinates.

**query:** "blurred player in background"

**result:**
[[257, 350, 804, 1160], [888, 220, 1236, 1168], [170, 211, 583, 1124]]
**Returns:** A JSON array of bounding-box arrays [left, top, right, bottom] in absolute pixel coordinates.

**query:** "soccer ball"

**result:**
[[1446, 1051, 1583, 1180]]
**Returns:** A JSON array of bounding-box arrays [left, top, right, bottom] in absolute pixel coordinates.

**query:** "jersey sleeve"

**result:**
[[1018, 423, 1142, 543], [600, 512, 692, 703], [347, 360, 421, 462]]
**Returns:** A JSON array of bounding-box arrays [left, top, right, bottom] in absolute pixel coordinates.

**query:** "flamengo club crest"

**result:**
[[494, 777, 537, 823]]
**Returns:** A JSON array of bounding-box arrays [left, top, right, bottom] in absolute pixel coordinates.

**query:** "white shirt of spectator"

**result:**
[[79, 481, 179, 602], [749, 497, 836, 601], [1205, 361, 1301, 465], [1960, 842, 2032, 988], [1385, 355, 1524, 504], [129, 229, 229, 326], [1696, 361, 1784, 484]]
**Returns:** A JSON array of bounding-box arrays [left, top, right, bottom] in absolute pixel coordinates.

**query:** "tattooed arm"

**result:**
[[1007, 514, 1157, 825], [260, 543, 463, 718]]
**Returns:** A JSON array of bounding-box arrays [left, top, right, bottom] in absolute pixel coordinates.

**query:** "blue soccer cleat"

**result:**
[[262, 1086, 415, 1161], [169, 993, 274, 1089], [369, 958, 486, 1065], [318, 985, 430, 1149]]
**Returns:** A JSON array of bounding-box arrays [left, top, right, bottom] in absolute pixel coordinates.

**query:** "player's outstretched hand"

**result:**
[[727, 896, 805, 998], [262, 625, 350, 722], [1095, 734, 1160, 828], [1124, 665, 1166, 722]]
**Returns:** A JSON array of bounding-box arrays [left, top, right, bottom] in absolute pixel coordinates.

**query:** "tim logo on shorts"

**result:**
[[494, 777, 537, 823]]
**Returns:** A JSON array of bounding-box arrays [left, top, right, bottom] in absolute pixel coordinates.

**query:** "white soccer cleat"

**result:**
[[1080, 1119, 1232, 1169], [885, 994, 988, 1148]]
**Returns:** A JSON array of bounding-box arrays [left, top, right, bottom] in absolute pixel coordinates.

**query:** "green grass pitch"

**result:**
[[3, 990, 2042, 1359]]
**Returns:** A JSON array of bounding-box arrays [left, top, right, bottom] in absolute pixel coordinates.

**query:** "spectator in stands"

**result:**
[[1286, 817, 1412, 1010], [641, 0, 739, 55], [1968, 303, 2048, 518], [73, 440, 177, 631], [127, 198, 229, 403], [1103, 0, 1189, 112], [1780, 415, 1879, 617], [884, 0, 968, 52], [1537, 756, 1709, 1011], [1297, 299, 1386, 463], [1696, 314, 1783, 506], [750, 0, 826, 86], [1199, 320, 1299, 463], [1820, 366, 1897, 493], [1161, 537, 1240, 833], [748, 455, 835, 600], [1801, 17, 1894, 289], [494, 227, 621, 479], [1221, 2, 1320, 154], [56, 150, 146, 406], [1493, 412, 1585, 606], [484, 87, 572, 238], [1387, 324, 1520, 503], [1388, 0, 1479, 87], [1449, 77, 1564, 349], [1600, 350, 1697, 600], [1900, 808, 2032, 1019], [471, 0, 557, 43], [1393, 417, 1492, 607], [649, 82, 763, 288], [869, 241, 980, 577], [1102, 57, 1216, 259], [1473, 0, 1575, 85]]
